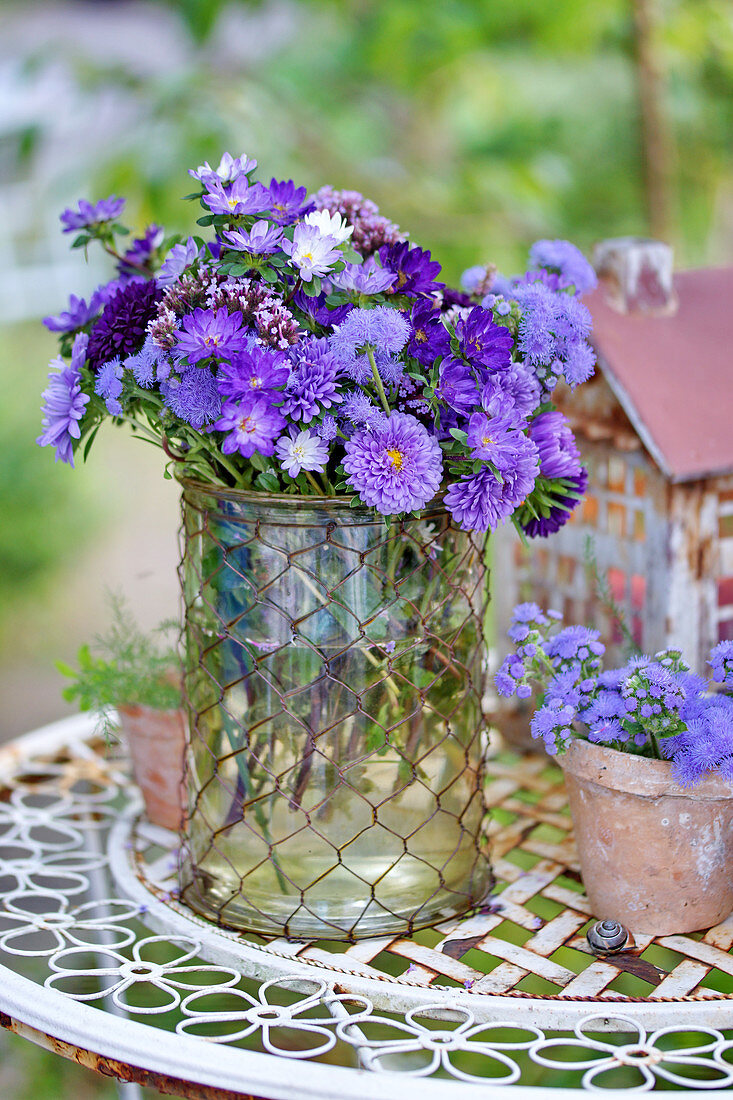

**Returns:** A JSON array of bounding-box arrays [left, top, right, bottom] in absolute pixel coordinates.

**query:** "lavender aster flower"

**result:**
[[281, 224, 342, 282], [161, 367, 221, 429], [529, 239, 597, 296], [86, 281, 162, 370], [435, 356, 479, 414], [467, 411, 530, 469], [214, 395, 286, 458], [379, 242, 442, 296], [406, 300, 450, 366], [331, 257, 397, 295], [190, 153, 256, 188], [95, 357, 123, 415], [343, 412, 442, 515], [60, 196, 125, 234], [223, 221, 283, 255], [455, 306, 513, 371], [43, 291, 104, 333], [217, 347, 289, 400], [36, 335, 90, 465], [276, 428, 329, 478], [529, 411, 583, 479], [203, 177, 271, 217], [267, 179, 312, 225], [445, 454, 536, 533], [480, 363, 540, 420], [157, 238, 201, 287], [281, 337, 342, 422], [174, 307, 247, 365]]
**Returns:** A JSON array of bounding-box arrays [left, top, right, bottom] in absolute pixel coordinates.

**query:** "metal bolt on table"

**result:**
[[2, 713, 733, 1097]]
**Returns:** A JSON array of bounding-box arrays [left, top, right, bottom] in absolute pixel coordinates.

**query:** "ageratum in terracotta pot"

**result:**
[[38, 151, 598, 938], [497, 604, 733, 935]]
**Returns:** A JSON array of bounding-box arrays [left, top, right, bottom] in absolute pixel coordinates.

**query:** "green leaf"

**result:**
[[449, 428, 468, 444], [260, 267, 279, 284], [181, 191, 203, 202], [303, 276, 322, 297], [196, 215, 216, 227], [341, 248, 363, 265], [255, 470, 281, 492]]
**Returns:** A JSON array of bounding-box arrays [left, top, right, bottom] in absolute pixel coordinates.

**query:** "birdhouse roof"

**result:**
[[587, 267, 733, 482]]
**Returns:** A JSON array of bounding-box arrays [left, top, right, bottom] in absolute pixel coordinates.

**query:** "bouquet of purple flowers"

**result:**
[[38, 151, 597, 535], [497, 602, 733, 786]]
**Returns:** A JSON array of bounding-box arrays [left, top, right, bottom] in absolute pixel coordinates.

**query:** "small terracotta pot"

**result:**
[[117, 704, 187, 831], [560, 739, 733, 935]]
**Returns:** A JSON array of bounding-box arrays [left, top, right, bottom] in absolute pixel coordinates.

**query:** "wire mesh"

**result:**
[[177, 480, 494, 941]]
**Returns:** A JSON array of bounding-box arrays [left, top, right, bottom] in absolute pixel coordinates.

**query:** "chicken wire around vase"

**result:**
[[177, 479, 493, 940]]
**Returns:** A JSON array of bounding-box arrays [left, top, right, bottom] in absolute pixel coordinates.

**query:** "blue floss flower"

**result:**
[[161, 367, 221, 429]]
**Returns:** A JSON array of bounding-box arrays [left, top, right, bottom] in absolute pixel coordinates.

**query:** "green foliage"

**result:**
[[58, 594, 181, 733]]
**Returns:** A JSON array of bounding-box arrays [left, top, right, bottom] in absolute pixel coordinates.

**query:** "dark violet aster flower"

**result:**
[[95, 357, 123, 415], [379, 241, 442, 297], [216, 347, 289, 400], [466, 411, 529, 469], [529, 411, 583, 479], [117, 224, 164, 278], [157, 238, 201, 287], [43, 291, 105, 333], [331, 257, 397, 295], [343, 412, 442, 515], [281, 337, 342, 422], [214, 394, 286, 458], [86, 280, 162, 370], [36, 335, 90, 465], [174, 307, 248, 365], [223, 220, 283, 255], [267, 179, 313, 226], [161, 367, 221, 429], [435, 356, 479, 414], [291, 289, 352, 331], [406, 299, 450, 366], [455, 306, 513, 371], [520, 468, 588, 538], [124, 336, 166, 388], [60, 196, 125, 234], [203, 177, 271, 217], [529, 239, 597, 296]]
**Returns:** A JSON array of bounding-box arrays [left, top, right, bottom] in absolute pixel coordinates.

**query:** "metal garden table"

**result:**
[[2, 714, 733, 1098]]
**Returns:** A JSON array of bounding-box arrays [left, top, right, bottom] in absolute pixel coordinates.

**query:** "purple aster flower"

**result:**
[[406, 299, 451, 366], [709, 641, 733, 686], [291, 289, 353, 331], [480, 363, 540, 421], [520, 468, 588, 538], [189, 153, 257, 188], [203, 177, 271, 217], [466, 411, 529, 468], [343, 412, 443, 515], [529, 239, 597, 296], [331, 257, 397, 295], [95, 357, 124, 415], [275, 428, 329, 478], [36, 335, 90, 466], [281, 223, 342, 282], [174, 307, 248, 365], [161, 367, 221, 429], [281, 337, 342, 422], [214, 394, 286, 458], [117, 224, 163, 278], [223, 221, 283, 255], [43, 291, 105, 333], [379, 242, 442, 297], [217, 346, 288, 400], [157, 238, 201, 287], [455, 306, 513, 371], [124, 336, 166, 388], [86, 280, 162, 370], [60, 196, 125, 234], [267, 179, 313, 226], [435, 356, 479, 414], [529, 411, 583, 479], [317, 414, 338, 441]]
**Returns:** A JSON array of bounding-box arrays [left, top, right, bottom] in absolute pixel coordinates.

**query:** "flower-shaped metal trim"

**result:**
[[0, 889, 141, 956], [337, 1003, 543, 1082], [45, 935, 240, 1014], [530, 1014, 733, 1091], [178, 976, 371, 1059], [0, 790, 117, 853], [0, 839, 106, 896]]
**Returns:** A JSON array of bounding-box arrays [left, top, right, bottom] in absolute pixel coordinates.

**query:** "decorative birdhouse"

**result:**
[[492, 247, 733, 736]]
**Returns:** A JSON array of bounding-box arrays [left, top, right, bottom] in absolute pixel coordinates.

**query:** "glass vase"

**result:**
[[178, 479, 493, 940]]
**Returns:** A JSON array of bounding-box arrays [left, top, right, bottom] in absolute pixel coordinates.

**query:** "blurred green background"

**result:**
[[0, 0, 732, 1093]]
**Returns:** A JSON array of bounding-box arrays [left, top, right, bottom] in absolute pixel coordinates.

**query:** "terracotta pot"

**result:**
[[117, 704, 187, 831], [560, 738, 733, 935]]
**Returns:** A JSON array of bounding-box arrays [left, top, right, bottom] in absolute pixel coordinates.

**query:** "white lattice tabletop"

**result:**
[[2, 714, 733, 1097]]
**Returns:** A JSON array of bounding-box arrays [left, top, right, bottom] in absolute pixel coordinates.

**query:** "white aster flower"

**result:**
[[304, 209, 354, 245], [282, 224, 342, 282], [276, 429, 330, 478]]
